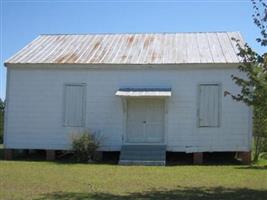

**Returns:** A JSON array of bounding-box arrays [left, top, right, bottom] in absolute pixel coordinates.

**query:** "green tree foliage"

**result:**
[[0, 98, 5, 143], [227, 0, 267, 161]]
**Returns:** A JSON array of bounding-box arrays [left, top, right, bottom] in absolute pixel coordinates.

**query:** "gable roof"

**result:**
[[5, 32, 244, 66]]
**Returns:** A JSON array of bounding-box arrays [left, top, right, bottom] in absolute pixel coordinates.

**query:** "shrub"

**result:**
[[72, 130, 100, 162]]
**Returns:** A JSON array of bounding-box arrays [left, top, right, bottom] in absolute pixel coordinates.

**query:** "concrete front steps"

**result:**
[[119, 145, 166, 166]]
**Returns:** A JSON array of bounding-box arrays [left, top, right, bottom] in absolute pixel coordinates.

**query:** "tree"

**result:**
[[227, 0, 267, 161]]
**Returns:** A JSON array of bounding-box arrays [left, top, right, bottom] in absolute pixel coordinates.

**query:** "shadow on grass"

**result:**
[[235, 166, 267, 170], [36, 187, 267, 200]]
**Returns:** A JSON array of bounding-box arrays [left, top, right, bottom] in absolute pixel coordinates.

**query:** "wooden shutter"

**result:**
[[198, 84, 220, 127], [64, 84, 85, 127]]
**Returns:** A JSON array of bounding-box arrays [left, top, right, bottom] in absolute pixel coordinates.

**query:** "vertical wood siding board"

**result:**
[[216, 86, 220, 126], [209, 86, 214, 126], [27, 36, 61, 63], [69, 86, 75, 125], [212, 85, 219, 127], [69, 87, 74, 125], [82, 85, 86, 126], [202, 86, 208, 126], [213, 90, 216, 126], [74, 35, 98, 63], [72, 87, 77, 125], [6, 36, 42, 63], [78, 35, 103, 63], [13, 36, 51, 63], [76, 87, 82, 126], [206, 86, 211, 126], [79, 86, 85, 126], [64, 86, 70, 125], [199, 85, 203, 126], [215, 86, 219, 127], [64, 85, 85, 127], [199, 85, 205, 126], [199, 85, 220, 127], [207, 86, 213, 126], [86, 35, 109, 63], [63, 35, 90, 63]]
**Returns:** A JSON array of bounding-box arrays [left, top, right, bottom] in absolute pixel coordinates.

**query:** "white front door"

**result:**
[[126, 99, 164, 143]]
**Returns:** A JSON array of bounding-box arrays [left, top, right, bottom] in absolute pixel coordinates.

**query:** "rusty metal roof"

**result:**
[[5, 32, 244, 65]]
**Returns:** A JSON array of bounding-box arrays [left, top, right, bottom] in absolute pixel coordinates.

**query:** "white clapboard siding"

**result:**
[[64, 84, 85, 127], [5, 65, 251, 151], [199, 84, 220, 127]]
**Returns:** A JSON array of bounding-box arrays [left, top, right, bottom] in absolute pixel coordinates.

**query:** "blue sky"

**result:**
[[0, 0, 265, 100]]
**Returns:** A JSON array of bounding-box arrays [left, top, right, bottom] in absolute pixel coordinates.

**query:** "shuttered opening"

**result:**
[[198, 84, 220, 127], [63, 84, 86, 127]]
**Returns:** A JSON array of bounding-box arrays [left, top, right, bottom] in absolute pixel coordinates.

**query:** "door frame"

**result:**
[[122, 97, 168, 145]]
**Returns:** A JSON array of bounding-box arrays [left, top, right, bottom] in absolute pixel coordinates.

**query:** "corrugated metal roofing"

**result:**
[[5, 32, 244, 65], [115, 88, 172, 97]]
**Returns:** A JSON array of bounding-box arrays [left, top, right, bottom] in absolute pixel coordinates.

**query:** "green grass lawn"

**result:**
[[0, 159, 267, 200]]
